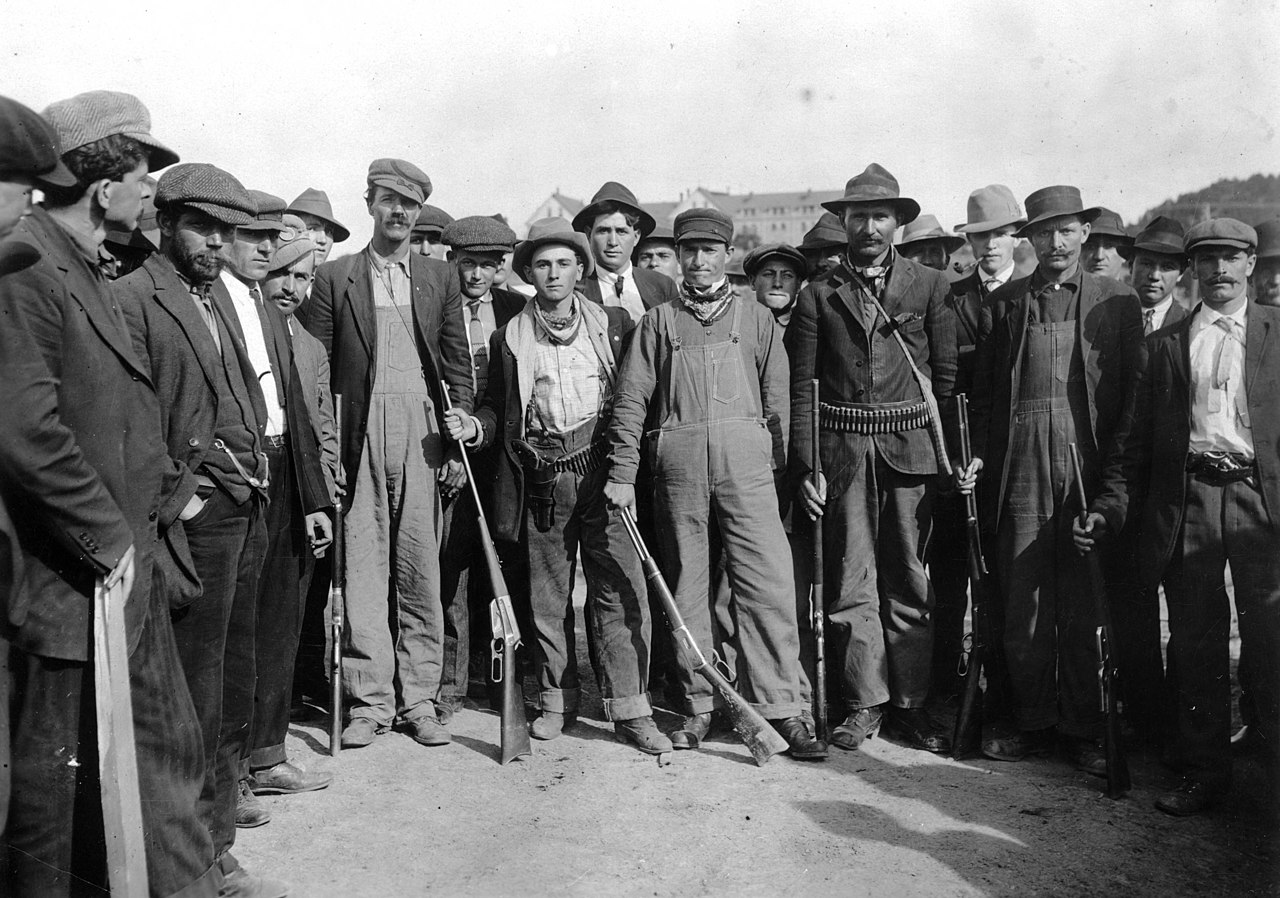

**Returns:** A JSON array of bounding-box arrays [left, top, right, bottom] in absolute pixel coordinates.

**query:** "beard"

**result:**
[[170, 238, 223, 283]]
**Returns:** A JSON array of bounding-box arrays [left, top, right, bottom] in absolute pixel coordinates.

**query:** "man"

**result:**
[[744, 242, 806, 325], [103, 174, 159, 280], [220, 194, 335, 820], [789, 163, 957, 755], [573, 181, 678, 323], [968, 185, 1141, 776], [0, 92, 228, 897], [726, 255, 753, 302], [1251, 218, 1280, 307], [928, 185, 1025, 701], [411, 204, 453, 260], [1123, 216, 1190, 336], [287, 187, 349, 265], [116, 161, 290, 897], [797, 211, 845, 282], [299, 158, 472, 749], [435, 215, 526, 720], [606, 207, 826, 761], [445, 218, 669, 754], [895, 214, 963, 272], [634, 221, 679, 283], [1083, 207, 1133, 281], [1080, 218, 1280, 816]]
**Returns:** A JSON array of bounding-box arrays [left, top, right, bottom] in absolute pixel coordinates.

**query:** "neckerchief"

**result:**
[[678, 278, 734, 325], [532, 295, 582, 345]]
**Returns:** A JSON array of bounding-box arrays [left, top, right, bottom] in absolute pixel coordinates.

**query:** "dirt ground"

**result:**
[[237, 609, 1279, 898]]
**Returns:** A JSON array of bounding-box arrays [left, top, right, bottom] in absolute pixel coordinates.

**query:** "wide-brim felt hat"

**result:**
[[821, 163, 920, 225], [1253, 218, 1280, 259], [1016, 185, 1100, 237], [742, 242, 808, 279], [514, 217, 595, 278], [571, 181, 656, 237], [896, 214, 964, 255], [955, 184, 1026, 234], [798, 212, 845, 250], [287, 187, 350, 243], [1118, 215, 1185, 262], [1087, 207, 1133, 244]]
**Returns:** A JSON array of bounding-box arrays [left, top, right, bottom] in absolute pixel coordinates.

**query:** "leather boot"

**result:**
[[670, 712, 713, 750], [615, 716, 674, 755]]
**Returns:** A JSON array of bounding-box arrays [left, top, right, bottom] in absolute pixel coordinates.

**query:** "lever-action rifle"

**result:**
[[330, 394, 345, 757], [951, 393, 991, 759], [809, 378, 828, 742]]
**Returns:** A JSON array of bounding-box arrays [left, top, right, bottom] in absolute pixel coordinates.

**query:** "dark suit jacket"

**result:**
[[474, 303, 631, 543], [292, 325, 340, 502], [970, 269, 1142, 531], [788, 256, 957, 497], [1094, 301, 1280, 590], [468, 287, 525, 399], [299, 248, 473, 503], [0, 208, 182, 659], [946, 270, 988, 397], [581, 266, 679, 312]]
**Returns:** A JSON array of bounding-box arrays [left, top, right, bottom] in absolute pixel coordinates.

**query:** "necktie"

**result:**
[[1143, 308, 1156, 336], [983, 278, 1000, 293], [250, 286, 286, 409], [1211, 316, 1239, 390], [614, 274, 625, 299], [467, 300, 488, 383]]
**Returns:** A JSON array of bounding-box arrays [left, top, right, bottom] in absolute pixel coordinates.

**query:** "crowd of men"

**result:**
[[0, 88, 1277, 897]]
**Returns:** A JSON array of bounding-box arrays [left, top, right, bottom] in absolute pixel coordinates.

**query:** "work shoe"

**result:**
[[982, 726, 1055, 762], [340, 718, 385, 749], [219, 864, 290, 898], [773, 716, 828, 760], [1155, 777, 1224, 817], [436, 695, 467, 725], [530, 711, 575, 740], [830, 706, 884, 751], [249, 760, 333, 795], [404, 713, 452, 746], [615, 716, 674, 755], [235, 780, 270, 829], [670, 712, 713, 750], [1063, 736, 1108, 778], [883, 707, 951, 754]]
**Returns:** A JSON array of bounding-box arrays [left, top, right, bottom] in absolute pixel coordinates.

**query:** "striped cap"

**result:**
[[42, 90, 178, 171]]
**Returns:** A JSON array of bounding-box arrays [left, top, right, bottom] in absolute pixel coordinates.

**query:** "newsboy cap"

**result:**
[[955, 184, 1025, 234], [572, 181, 656, 238], [443, 215, 517, 253], [1185, 218, 1258, 254], [367, 158, 431, 205], [154, 163, 255, 226], [240, 190, 289, 232], [514, 217, 595, 278], [0, 95, 75, 186], [674, 207, 733, 245], [413, 204, 453, 238], [1017, 185, 1100, 237], [287, 187, 350, 243], [269, 215, 318, 272], [822, 163, 920, 225], [896, 214, 965, 255], [41, 90, 178, 171], [743, 243, 807, 280], [1118, 216, 1185, 262]]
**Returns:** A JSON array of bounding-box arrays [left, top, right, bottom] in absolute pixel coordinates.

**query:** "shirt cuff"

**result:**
[[465, 415, 485, 448]]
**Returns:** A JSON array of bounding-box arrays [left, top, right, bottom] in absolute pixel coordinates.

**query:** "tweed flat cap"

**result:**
[[572, 182, 656, 237], [0, 95, 75, 185], [674, 207, 733, 245], [799, 212, 845, 250], [287, 187, 350, 242], [1255, 219, 1280, 260], [743, 243, 807, 279], [822, 163, 920, 225], [413, 204, 453, 237], [154, 163, 255, 226], [1087, 207, 1133, 244], [955, 184, 1025, 234], [241, 189, 289, 232], [1017, 185, 1100, 237], [367, 158, 431, 205], [42, 90, 178, 171], [1185, 218, 1257, 253], [443, 215, 517, 253], [269, 215, 318, 271], [513, 217, 595, 277], [896, 214, 965, 254], [1119, 216, 1185, 262]]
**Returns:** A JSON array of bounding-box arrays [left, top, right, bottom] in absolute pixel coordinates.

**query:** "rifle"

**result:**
[[619, 507, 789, 766], [1069, 442, 1131, 799], [809, 378, 828, 742], [330, 394, 345, 757], [441, 381, 532, 765], [951, 393, 990, 759]]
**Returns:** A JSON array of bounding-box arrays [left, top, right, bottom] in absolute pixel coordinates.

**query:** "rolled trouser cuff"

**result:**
[[602, 692, 654, 721], [539, 687, 581, 714], [248, 744, 287, 771]]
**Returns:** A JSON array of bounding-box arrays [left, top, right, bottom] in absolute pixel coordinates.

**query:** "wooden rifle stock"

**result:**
[[619, 507, 788, 766], [1069, 443, 1131, 799], [442, 382, 532, 765], [329, 394, 345, 756], [809, 378, 828, 741], [951, 393, 989, 759]]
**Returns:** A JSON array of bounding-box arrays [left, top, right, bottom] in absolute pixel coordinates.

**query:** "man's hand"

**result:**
[[1072, 512, 1108, 554], [438, 456, 467, 495], [604, 481, 635, 510], [953, 457, 984, 495], [103, 543, 137, 603], [444, 408, 478, 443], [800, 472, 827, 519], [178, 493, 206, 521], [306, 512, 333, 558]]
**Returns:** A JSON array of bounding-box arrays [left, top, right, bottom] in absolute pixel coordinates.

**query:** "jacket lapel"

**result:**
[[210, 279, 269, 429], [880, 258, 916, 320], [1246, 304, 1274, 395], [582, 276, 603, 306], [147, 257, 222, 391], [345, 252, 375, 357], [829, 270, 872, 336]]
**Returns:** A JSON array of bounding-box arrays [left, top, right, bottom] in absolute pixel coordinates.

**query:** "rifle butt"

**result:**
[[498, 639, 532, 764], [701, 661, 788, 765], [329, 585, 344, 756], [950, 648, 985, 759], [811, 582, 828, 742]]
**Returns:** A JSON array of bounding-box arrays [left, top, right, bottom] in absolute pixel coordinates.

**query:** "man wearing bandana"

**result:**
[[605, 207, 826, 761]]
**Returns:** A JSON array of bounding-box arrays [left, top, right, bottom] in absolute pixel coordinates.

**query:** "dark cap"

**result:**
[[1119, 216, 1185, 262], [1017, 185, 1100, 237], [799, 212, 845, 251], [287, 187, 350, 243], [42, 90, 179, 171], [367, 158, 431, 205], [1087, 207, 1133, 244], [412, 204, 453, 238], [442, 215, 517, 253], [742, 243, 807, 280], [674, 207, 733, 245], [1256, 219, 1280, 260], [513, 217, 595, 278], [1185, 218, 1258, 254], [0, 95, 75, 186], [240, 189, 289, 232], [571, 181, 656, 237], [154, 163, 255, 226], [821, 163, 920, 225]]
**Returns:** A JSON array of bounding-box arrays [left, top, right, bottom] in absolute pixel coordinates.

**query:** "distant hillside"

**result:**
[[1139, 174, 1280, 228]]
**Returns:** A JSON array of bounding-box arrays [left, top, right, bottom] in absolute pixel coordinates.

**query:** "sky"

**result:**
[[4, 0, 1277, 250]]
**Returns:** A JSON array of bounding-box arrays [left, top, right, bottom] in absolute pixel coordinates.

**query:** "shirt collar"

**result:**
[[368, 243, 411, 273], [980, 260, 1015, 287], [1143, 295, 1175, 316], [1197, 299, 1248, 329], [465, 290, 493, 306], [1031, 261, 1082, 293], [596, 262, 633, 283], [220, 269, 258, 301], [682, 276, 727, 296]]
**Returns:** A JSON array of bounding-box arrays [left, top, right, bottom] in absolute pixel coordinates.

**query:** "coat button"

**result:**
[[148, 511, 158, 522], [188, 438, 200, 447], [855, 361, 863, 368]]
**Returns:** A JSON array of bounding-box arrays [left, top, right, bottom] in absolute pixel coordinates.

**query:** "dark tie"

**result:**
[[250, 286, 286, 411], [467, 300, 488, 384], [1143, 308, 1156, 336], [614, 275, 625, 299]]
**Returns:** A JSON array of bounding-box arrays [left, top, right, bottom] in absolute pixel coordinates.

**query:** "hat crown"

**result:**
[[0, 95, 64, 178], [1089, 207, 1130, 240], [414, 204, 454, 231], [442, 215, 517, 251], [1185, 217, 1257, 252], [960, 184, 1024, 231], [800, 212, 845, 249], [1129, 216, 1185, 255], [289, 187, 335, 218], [42, 90, 149, 148], [588, 180, 641, 209], [367, 157, 432, 203], [842, 162, 901, 201], [673, 207, 734, 244], [900, 214, 946, 242], [154, 162, 255, 225], [1255, 218, 1280, 257], [743, 242, 806, 279], [248, 189, 286, 217], [1023, 185, 1088, 223]]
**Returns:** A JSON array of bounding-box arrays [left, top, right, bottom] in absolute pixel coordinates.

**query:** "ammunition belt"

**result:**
[[550, 438, 607, 474], [819, 400, 929, 435]]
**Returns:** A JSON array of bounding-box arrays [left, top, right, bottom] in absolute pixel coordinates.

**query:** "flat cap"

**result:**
[[442, 215, 517, 253], [42, 90, 178, 171], [154, 163, 255, 226], [1185, 218, 1257, 253], [287, 187, 350, 243], [367, 158, 431, 205], [241, 189, 289, 232], [0, 95, 75, 185], [674, 207, 733, 245], [743, 243, 808, 280], [412, 204, 453, 237], [269, 214, 318, 271]]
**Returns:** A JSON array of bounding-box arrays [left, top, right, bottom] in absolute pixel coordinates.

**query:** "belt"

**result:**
[[1186, 450, 1256, 487], [819, 400, 929, 435], [518, 434, 609, 475], [262, 433, 287, 450]]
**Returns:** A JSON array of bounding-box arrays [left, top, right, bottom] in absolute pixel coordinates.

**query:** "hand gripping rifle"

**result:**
[[1069, 442, 1131, 799], [809, 378, 828, 742], [442, 381, 532, 765], [619, 507, 788, 766], [330, 394, 345, 757], [951, 393, 990, 759]]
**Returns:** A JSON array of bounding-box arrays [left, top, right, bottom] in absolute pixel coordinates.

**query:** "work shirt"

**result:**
[[368, 244, 412, 309], [221, 270, 284, 437], [1188, 301, 1253, 458], [591, 264, 647, 324], [1028, 264, 1082, 324], [528, 317, 607, 435]]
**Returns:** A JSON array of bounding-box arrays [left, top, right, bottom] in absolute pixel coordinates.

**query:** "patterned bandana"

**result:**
[[678, 278, 735, 325], [532, 294, 582, 345]]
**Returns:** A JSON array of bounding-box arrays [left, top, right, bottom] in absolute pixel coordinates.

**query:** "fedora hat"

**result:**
[[287, 187, 350, 243], [1016, 185, 1100, 237], [821, 163, 920, 225], [1087, 207, 1133, 244], [955, 184, 1026, 234], [798, 212, 845, 250], [1118, 216, 1185, 262], [572, 181, 656, 237], [896, 214, 964, 255], [514, 217, 595, 278], [1253, 218, 1280, 260]]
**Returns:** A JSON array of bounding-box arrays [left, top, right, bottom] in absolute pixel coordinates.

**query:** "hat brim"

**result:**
[[369, 178, 426, 206], [0, 240, 40, 276], [239, 220, 288, 233], [674, 229, 731, 246], [170, 200, 254, 227], [36, 158, 77, 188], [1087, 227, 1134, 243], [572, 200, 656, 239], [1187, 238, 1255, 253], [954, 215, 1027, 235], [129, 133, 180, 172], [1118, 241, 1185, 262], [513, 233, 595, 279], [451, 244, 512, 255], [1016, 206, 1101, 238], [821, 197, 921, 227], [898, 234, 966, 255], [743, 249, 808, 280]]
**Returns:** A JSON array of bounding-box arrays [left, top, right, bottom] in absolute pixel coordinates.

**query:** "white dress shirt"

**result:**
[[1141, 296, 1176, 334], [592, 263, 646, 324], [979, 261, 1015, 293], [1188, 301, 1253, 458], [220, 270, 284, 437]]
